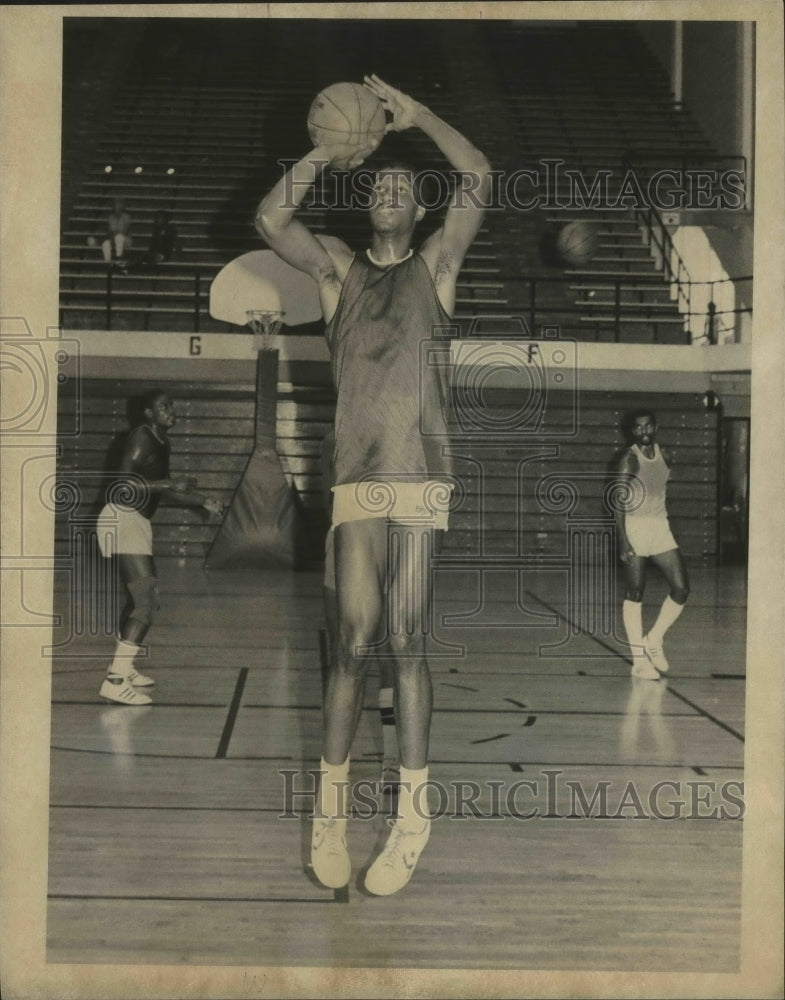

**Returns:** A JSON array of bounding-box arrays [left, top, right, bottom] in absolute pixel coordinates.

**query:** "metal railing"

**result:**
[[495, 272, 751, 345], [619, 152, 750, 341], [60, 266, 752, 345], [60, 268, 207, 332]]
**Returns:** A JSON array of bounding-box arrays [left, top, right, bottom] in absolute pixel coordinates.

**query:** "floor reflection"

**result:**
[[619, 676, 676, 762]]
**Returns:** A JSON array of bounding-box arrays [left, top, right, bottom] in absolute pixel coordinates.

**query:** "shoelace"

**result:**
[[315, 819, 345, 853], [379, 820, 408, 868]]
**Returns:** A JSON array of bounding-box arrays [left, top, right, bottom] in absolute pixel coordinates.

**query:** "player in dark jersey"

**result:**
[[256, 74, 490, 894], [615, 409, 690, 680], [96, 390, 223, 705]]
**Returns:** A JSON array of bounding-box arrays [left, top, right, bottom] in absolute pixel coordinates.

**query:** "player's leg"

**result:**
[[365, 523, 433, 896], [378, 657, 399, 797], [322, 526, 337, 698], [384, 523, 433, 771], [322, 527, 367, 753], [100, 553, 156, 705], [373, 524, 399, 796], [311, 518, 386, 888], [325, 519, 386, 762], [101, 238, 112, 263], [643, 547, 689, 672], [621, 555, 659, 679]]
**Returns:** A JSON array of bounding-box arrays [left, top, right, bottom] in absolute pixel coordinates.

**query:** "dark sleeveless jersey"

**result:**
[[325, 252, 453, 487], [105, 424, 170, 519]]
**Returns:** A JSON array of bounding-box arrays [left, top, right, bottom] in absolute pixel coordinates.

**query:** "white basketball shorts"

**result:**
[[625, 515, 678, 558], [96, 504, 153, 557]]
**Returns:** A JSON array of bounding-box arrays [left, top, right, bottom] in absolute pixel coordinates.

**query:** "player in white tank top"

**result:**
[[614, 410, 690, 679]]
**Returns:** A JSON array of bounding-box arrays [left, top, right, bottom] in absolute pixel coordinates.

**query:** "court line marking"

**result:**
[[51, 701, 703, 717], [49, 746, 743, 768], [524, 588, 745, 743], [664, 687, 744, 743], [215, 666, 249, 758]]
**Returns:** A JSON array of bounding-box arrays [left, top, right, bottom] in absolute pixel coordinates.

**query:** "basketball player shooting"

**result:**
[[255, 74, 491, 894], [615, 409, 690, 680]]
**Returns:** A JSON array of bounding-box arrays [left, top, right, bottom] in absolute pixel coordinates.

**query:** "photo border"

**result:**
[[1, 3, 782, 998]]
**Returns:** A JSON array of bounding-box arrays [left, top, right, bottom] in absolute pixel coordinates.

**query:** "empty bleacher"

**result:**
[[479, 21, 734, 344]]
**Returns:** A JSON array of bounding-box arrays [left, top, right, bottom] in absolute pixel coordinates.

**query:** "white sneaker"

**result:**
[[643, 637, 670, 673], [100, 675, 152, 705], [310, 818, 351, 888], [631, 657, 660, 680], [365, 818, 431, 896], [127, 667, 155, 687]]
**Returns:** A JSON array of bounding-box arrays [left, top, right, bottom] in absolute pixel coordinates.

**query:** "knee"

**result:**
[[126, 575, 158, 627], [386, 628, 427, 661], [671, 584, 690, 604], [625, 589, 643, 603], [337, 617, 377, 668]]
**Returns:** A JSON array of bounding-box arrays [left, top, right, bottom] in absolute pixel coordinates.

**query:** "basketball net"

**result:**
[[246, 309, 285, 353]]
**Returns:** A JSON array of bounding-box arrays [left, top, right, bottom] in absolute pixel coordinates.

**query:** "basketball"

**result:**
[[307, 82, 387, 148], [556, 220, 598, 266]]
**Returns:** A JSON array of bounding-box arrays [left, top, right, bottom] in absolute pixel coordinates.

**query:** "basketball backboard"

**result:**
[[209, 240, 344, 328]]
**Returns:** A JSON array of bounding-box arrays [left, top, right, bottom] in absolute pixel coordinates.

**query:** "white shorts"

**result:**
[[331, 480, 452, 531], [625, 516, 678, 558], [96, 504, 153, 557]]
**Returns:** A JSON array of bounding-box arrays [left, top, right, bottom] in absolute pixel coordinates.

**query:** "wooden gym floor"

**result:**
[[47, 557, 746, 972]]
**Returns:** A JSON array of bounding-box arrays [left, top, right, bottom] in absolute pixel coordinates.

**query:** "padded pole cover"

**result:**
[[204, 349, 305, 569]]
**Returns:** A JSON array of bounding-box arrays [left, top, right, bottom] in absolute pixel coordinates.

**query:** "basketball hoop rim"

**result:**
[[246, 308, 286, 335]]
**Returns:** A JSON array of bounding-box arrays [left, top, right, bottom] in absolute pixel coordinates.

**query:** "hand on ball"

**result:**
[[319, 140, 378, 171], [363, 74, 421, 132]]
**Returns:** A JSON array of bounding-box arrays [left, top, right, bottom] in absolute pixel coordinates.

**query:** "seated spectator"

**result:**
[[102, 198, 133, 268], [142, 210, 180, 265]]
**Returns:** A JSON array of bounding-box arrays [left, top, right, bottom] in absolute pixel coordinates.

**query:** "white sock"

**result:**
[[622, 600, 645, 659], [398, 765, 430, 831], [379, 687, 398, 768], [316, 756, 350, 821], [108, 639, 139, 678], [647, 597, 685, 644]]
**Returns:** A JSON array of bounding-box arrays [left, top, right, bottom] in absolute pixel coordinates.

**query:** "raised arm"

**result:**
[[363, 74, 491, 305], [254, 143, 375, 321]]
